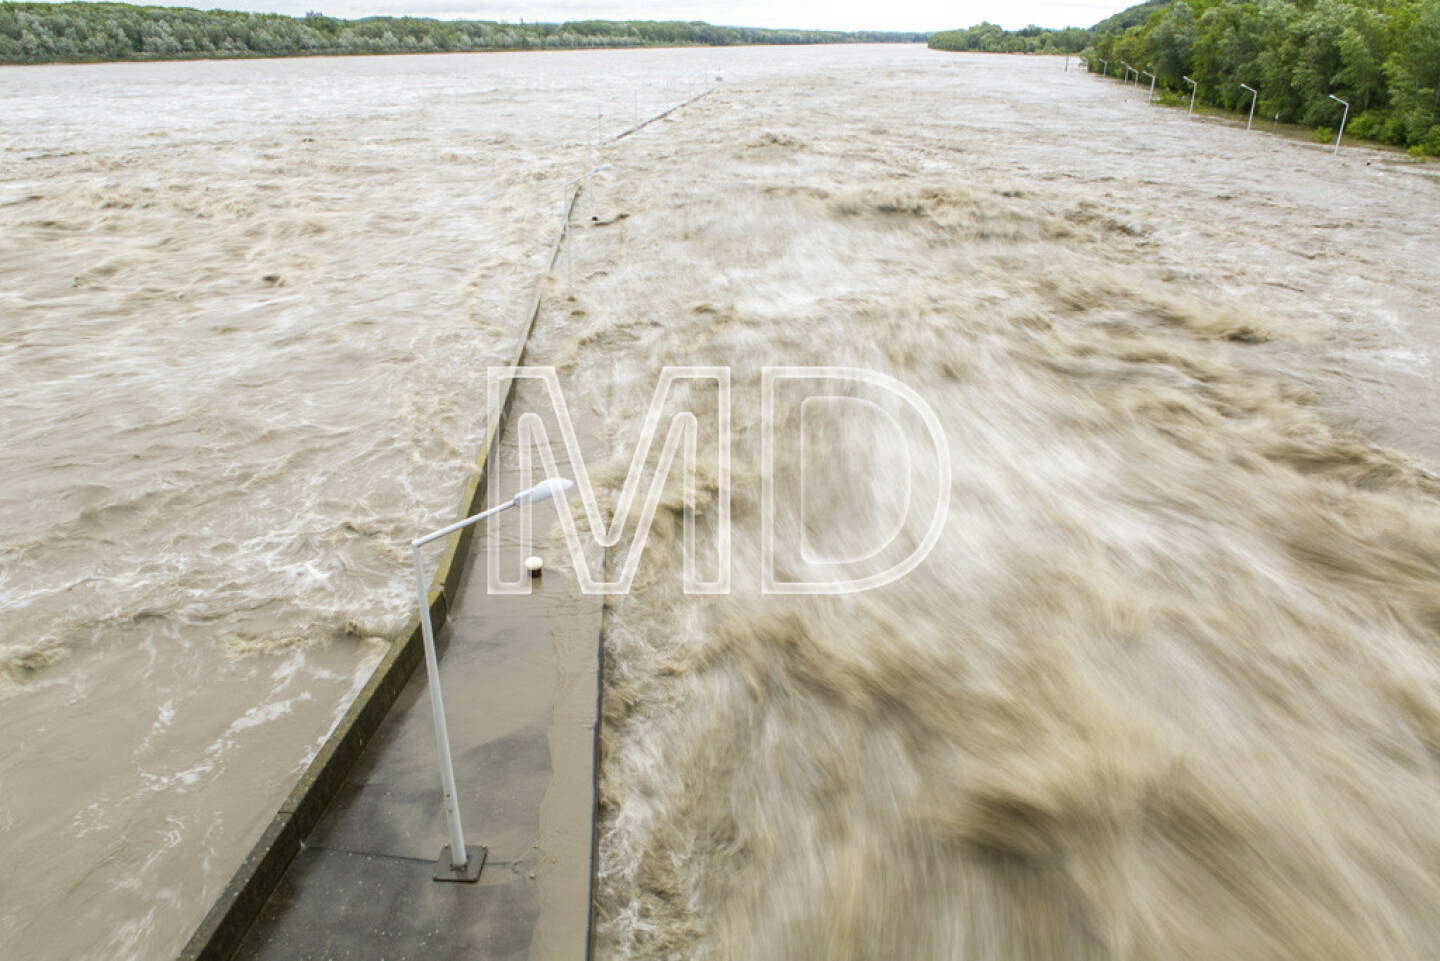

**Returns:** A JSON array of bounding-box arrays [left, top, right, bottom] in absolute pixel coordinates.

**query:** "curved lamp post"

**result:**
[[1141, 68, 1157, 103], [1328, 94, 1350, 155], [411, 476, 575, 881], [1239, 83, 1258, 131], [1183, 75, 1197, 115]]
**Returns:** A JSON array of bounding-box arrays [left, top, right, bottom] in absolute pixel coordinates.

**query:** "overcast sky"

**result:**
[[36, 0, 1135, 32]]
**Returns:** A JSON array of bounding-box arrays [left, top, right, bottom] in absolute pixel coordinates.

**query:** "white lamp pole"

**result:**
[[1099, 58, 1108, 76], [1328, 94, 1350, 155], [1183, 75, 1197, 115], [1141, 68, 1156, 102], [411, 476, 575, 881], [1121, 61, 1134, 85], [1240, 83, 1258, 131]]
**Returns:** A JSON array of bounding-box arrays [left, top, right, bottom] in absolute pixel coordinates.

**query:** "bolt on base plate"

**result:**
[[434, 844, 486, 883]]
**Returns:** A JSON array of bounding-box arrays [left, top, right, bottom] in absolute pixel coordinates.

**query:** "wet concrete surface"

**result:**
[[233, 394, 603, 961]]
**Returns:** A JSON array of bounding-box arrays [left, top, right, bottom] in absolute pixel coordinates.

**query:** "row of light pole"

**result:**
[[1088, 62, 1351, 155], [414, 66, 714, 876], [577, 76, 714, 285], [600, 75, 715, 142], [412, 76, 641, 885], [409, 67, 728, 886], [409, 69, 693, 882]]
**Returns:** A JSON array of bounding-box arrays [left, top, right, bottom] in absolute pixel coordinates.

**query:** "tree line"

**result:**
[[0, 3, 926, 64], [1090, 0, 1439, 153], [928, 22, 1091, 54], [929, 0, 1439, 154]]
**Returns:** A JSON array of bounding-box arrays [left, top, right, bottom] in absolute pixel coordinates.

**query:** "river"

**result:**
[[3, 43, 1439, 960]]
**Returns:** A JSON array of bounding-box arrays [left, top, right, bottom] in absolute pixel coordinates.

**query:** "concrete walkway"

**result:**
[[232, 429, 603, 961]]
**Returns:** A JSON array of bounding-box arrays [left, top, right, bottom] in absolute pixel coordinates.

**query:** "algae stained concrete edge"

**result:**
[[176, 186, 585, 961]]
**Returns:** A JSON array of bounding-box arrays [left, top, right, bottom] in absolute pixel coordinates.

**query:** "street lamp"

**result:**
[[1141, 68, 1157, 103], [1328, 94, 1350, 155], [1099, 58, 1108, 76], [1121, 61, 1134, 85], [411, 476, 575, 881], [1183, 75, 1197, 115], [1239, 83, 1258, 131]]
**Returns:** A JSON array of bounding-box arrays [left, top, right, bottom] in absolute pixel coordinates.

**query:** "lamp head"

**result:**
[[513, 477, 574, 506]]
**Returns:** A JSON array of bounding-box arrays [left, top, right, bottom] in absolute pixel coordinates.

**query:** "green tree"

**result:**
[[1148, 1, 1197, 83]]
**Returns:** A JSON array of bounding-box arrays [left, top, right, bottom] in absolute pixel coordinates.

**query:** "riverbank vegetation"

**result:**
[[0, 2, 924, 64], [1091, 0, 1439, 153], [929, 0, 1440, 154], [928, 22, 1090, 54]]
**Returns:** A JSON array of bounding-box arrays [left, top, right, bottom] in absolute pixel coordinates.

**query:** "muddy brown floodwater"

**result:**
[[3, 43, 1440, 961], [534, 48, 1440, 961]]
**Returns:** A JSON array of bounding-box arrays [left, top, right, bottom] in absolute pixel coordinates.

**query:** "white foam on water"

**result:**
[[4, 44, 1440, 961]]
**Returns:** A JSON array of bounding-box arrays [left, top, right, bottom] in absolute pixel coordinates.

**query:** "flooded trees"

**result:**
[[1085, 0, 1440, 153]]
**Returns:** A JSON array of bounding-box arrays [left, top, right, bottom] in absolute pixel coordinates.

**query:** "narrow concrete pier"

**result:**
[[177, 91, 712, 961], [230, 426, 603, 960]]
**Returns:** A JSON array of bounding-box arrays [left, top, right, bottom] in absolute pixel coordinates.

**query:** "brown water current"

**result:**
[[3, 44, 1440, 960], [522, 49, 1440, 961], [0, 48, 710, 960]]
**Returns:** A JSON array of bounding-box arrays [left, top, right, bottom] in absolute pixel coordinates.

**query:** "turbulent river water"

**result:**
[[4, 44, 1440, 961]]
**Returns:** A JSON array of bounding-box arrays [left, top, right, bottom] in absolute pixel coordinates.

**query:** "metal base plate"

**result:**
[[434, 844, 486, 883]]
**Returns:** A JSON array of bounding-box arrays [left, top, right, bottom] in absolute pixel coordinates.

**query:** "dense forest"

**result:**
[[1091, 0, 1439, 152], [0, 3, 924, 63], [930, 0, 1440, 154], [928, 22, 1091, 53]]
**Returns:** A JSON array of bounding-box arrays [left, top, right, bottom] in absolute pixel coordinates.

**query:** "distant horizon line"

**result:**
[[2, 0, 1110, 35]]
